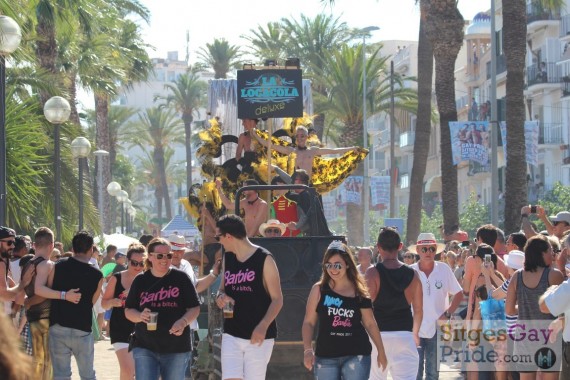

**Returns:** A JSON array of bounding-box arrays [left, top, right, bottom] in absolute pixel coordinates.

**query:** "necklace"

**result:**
[[247, 196, 259, 205]]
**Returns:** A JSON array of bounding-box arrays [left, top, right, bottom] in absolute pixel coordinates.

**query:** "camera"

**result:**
[[461, 241, 470, 248], [530, 205, 537, 214]]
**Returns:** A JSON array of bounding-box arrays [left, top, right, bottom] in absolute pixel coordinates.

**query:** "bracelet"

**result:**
[[60, 291, 67, 301], [210, 269, 218, 278], [304, 349, 314, 355]]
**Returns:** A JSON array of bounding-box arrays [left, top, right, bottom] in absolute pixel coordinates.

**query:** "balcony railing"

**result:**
[[486, 54, 507, 79], [539, 123, 564, 144], [527, 2, 561, 24], [526, 62, 561, 87], [399, 131, 415, 148]]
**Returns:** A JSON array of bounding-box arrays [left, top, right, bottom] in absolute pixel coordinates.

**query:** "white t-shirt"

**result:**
[[9, 259, 21, 284], [544, 279, 570, 342], [411, 261, 463, 338], [172, 258, 199, 330]]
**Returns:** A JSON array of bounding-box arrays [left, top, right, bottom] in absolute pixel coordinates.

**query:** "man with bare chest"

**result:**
[[254, 125, 358, 178], [216, 179, 268, 238], [235, 118, 258, 161]]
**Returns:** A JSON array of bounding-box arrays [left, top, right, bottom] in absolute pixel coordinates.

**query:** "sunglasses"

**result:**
[[0, 240, 15, 246], [553, 221, 568, 227], [404, 255, 414, 259], [265, 228, 281, 234], [152, 253, 173, 260], [421, 246, 437, 254], [324, 262, 344, 270], [214, 233, 225, 242], [130, 260, 145, 267]]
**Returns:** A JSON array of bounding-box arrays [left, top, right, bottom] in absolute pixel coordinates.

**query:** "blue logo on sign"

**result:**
[[240, 74, 299, 104]]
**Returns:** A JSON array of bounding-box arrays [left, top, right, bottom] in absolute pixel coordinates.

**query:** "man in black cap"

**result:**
[[112, 252, 127, 274], [0, 226, 30, 303]]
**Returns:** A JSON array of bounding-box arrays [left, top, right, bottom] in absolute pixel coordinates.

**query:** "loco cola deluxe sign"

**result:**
[[237, 69, 303, 119]]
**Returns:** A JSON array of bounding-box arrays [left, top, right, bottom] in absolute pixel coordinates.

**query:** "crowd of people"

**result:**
[[1, 202, 570, 380]]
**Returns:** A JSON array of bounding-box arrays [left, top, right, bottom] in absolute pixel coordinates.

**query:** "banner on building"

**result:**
[[499, 121, 539, 167], [237, 69, 303, 119], [449, 121, 490, 165], [370, 176, 391, 208], [339, 176, 363, 205]]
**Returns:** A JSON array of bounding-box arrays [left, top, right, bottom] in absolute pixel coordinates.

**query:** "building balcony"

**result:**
[[539, 123, 564, 145], [561, 14, 570, 40], [527, 3, 561, 34], [526, 62, 561, 90], [393, 47, 411, 73]]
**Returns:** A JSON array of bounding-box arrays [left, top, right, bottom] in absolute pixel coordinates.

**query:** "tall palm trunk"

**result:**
[[340, 123, 363, 246], [155, 147, 172, 220], [406, 4, 434, 244], [95, 93, 112, 233], [503, 0, 527, 233], [183, 113, 194, 192], [36, 17, 58, 106], [425, 0, 464, 233]]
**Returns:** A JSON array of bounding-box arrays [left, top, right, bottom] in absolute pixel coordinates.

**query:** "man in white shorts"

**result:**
[[215, 215, 283, 380]]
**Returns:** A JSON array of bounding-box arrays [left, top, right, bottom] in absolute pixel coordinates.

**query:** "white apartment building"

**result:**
[[369, 2, 570, 222]]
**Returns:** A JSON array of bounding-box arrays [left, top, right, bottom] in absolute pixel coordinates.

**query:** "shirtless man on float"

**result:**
[[253, 125, 358, 177], [216, 178, 268, 238], [235, 118, 258, 161]]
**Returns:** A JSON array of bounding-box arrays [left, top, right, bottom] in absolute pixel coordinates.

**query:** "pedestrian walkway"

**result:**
[[69, 340, 464, 380]]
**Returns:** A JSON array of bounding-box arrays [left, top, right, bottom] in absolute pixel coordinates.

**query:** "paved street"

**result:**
[[69, 339, 463, 380]]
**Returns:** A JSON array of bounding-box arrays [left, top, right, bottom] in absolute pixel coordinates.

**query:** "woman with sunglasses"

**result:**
[[102, 243, 147, 380], [125, 238, 200, 380], [302, 241, 387, 379]]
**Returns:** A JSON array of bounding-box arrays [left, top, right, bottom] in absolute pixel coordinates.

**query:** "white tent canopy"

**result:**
[[95, 233, 139, 252], [161, 215, 200, 238]]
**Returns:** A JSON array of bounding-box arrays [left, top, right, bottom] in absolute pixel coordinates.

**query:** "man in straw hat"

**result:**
[[409, 233, 463, 380], [258, 220, 286, 238]]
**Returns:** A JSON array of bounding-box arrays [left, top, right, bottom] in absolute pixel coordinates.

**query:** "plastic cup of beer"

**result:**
[[223, 302, 234, 319], [147, 312, 158, 330]]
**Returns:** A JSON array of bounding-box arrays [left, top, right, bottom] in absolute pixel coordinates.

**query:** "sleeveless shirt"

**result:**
[[315, 283, 372, 357], [223, 247, 277, 340], [109, 272, 135, 344], [516, 268, 554, 321], [24, 256, 51, 322], [372, 263, 415, 332]]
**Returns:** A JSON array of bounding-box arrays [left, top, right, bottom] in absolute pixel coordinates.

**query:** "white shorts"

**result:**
[[113, 342, 129, 351], [369, 331, 419, 380], [221, 333, 274, 380]]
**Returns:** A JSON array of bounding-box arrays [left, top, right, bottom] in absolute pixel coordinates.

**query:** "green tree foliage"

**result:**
[[536, 182, 570, 230]]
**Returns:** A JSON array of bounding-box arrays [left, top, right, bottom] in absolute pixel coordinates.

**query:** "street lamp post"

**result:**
[[71, 137, 91, 231], [360, 25, 379, 246], [106, 181, 121, 233], [0, 16, 22, 226], [94, 150, 109, 233], [116, 190, 128, 234], [44, 96, 71, 241], [123, 199, 132, 234]]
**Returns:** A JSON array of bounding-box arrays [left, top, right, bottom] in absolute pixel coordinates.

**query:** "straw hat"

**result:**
[[259, 219, 286, 236], [408, 232, 446, 254], [167, 234, 187, 251]]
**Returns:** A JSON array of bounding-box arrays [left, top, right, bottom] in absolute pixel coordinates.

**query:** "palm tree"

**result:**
[[424, 1, 465, 234], [317, 44, 417, 245], [127, 107, 184, 221], [197, 38, 242, 79], [241, 22, 287, 63], [155, 70, 207, 192], [502, 0, 528, 233], [406, 0, 435, 244]]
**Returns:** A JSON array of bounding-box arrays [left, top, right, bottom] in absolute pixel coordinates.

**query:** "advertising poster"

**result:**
[[449, 121, 490, 165], [339, 176, 363, 205], [370, 176, 391, 208]]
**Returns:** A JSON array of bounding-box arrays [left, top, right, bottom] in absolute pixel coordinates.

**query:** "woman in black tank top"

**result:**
[[101, 244, 146, 380], [302, 241, 387, 380]]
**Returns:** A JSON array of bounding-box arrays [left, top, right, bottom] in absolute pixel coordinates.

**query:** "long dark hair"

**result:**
[[318, 242, 369, 299], [524, 235, 550, 272]]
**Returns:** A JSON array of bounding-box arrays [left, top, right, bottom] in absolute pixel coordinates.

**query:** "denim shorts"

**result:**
[[132, 347, 190, 380], [314, 354, 371, 380]]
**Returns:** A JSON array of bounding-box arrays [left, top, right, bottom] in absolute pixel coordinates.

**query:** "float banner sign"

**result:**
[[237, 69, 303, 119]]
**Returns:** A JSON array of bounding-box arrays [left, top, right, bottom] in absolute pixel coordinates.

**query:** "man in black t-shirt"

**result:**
[[47, 231, 104, 380]]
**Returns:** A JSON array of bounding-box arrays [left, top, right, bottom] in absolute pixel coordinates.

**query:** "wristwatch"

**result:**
[[444, 310, 451, 318], [210, 269, 219, 278]]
